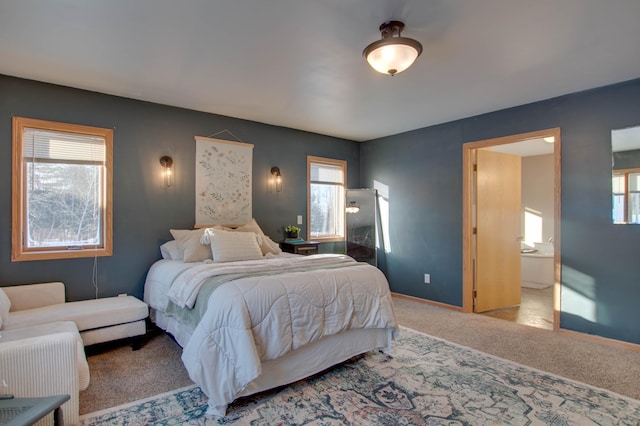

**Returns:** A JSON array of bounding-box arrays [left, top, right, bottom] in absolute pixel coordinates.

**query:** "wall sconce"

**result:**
[[160, 156, 174, 187], [271, 166, 282, 192], [346, 201, 360, 214]]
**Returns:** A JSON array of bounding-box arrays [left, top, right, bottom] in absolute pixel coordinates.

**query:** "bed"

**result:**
[[143, 222, 398, 417]]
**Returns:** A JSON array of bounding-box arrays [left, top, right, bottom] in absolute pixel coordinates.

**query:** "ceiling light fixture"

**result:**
[[363, 21, 423, 76]]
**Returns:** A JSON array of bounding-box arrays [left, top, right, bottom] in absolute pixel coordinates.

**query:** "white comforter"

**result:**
[[178, 254, 397, 416]]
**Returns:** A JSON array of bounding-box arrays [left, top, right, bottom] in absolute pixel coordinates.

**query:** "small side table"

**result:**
[[0, 394, 70, 426], [280, 241, 320, 255]]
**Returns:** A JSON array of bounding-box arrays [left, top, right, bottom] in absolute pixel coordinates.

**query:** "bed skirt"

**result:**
[[149, 307, 394, 414]]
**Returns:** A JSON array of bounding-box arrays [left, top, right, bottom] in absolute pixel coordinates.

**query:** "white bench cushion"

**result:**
[[6, 295, 148, 333]]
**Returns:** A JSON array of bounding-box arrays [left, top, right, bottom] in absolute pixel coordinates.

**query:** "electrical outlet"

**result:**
[[424, 274, 430, 284]]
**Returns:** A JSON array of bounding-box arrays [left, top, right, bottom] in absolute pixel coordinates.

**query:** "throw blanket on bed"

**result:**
[[179, 256, 397, 416], [167, 253, 357, 309]]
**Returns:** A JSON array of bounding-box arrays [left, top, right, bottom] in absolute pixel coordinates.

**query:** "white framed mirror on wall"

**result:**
[[612, 125, 640, 224]]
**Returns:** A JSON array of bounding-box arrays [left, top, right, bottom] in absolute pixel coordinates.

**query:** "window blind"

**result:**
[[23, 128, 106, 163], [311, 162, 344, 183]]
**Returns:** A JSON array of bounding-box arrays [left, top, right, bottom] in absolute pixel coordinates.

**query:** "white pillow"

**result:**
[[209, 229, 263, 263], [234, 218, 281, 256], [170, 229, 211, 263], [263, 236, 283, 255], [160, 240, 183, 260], [0, 288, 11, 330]]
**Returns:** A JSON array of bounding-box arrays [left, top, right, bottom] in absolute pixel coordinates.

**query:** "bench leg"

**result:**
[[130, 335, 143, 351]]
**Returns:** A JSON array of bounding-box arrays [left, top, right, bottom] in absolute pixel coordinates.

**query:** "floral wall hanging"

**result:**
[[194, 136, 253, 226]]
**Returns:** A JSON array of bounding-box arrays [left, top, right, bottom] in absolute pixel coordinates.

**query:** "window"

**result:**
[[523, 208, 543, 247], [307, 156, 346, 241], [12, 117, 113, 261], [612, 168, 640, 224]]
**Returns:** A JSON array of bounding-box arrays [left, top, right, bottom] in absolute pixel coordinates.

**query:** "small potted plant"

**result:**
[[285, 225, 301, 239]]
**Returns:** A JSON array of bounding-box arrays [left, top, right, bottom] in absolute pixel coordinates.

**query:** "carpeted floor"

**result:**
[[392, 297, 640, 402], [80, 326, 193, 415], [80, 327, 640, 425], [80, 296, 640, 416]]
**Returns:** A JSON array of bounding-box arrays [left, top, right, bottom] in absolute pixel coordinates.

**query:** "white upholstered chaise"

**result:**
[[0, 282, 148, 425], [2, 282, 149, 347]]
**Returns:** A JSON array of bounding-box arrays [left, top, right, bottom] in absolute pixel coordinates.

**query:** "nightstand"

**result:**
[[280, 241, 320, 255]]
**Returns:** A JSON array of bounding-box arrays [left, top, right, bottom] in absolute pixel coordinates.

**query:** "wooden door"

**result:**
[[474, 149, 521, 312]]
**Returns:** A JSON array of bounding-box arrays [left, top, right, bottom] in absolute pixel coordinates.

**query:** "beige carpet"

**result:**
[[80, 296, 640, 414], [80, 327, 193, 414]]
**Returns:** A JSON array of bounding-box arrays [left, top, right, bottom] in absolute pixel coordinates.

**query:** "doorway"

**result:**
[[462, 128, 561, 331]]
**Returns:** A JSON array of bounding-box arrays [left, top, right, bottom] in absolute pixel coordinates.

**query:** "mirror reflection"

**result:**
[[345, 189, 377, 266], [612, 125, 640, 224]]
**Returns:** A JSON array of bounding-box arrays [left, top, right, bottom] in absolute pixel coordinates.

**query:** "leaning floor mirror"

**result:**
[[345, 188, 378, 266]]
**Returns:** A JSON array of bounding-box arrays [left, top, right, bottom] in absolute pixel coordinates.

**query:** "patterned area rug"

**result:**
[[80, 327, 640, 425]]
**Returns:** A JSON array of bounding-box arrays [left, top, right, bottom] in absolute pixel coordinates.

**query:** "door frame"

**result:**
[[462, 128, 562, 331]]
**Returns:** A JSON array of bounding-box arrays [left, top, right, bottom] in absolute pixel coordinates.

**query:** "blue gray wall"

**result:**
[[3, 73, 639, 346], [361, 78, 640, 345], [0, 75, 359, 301]]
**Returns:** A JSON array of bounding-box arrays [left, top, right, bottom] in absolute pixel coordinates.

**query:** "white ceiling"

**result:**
[[1, 0, 639, 142], [489, 138, 554, 157]]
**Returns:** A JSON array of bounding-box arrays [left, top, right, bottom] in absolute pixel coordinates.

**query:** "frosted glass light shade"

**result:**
[[365, 42, 421, 75], [363, 21, 422, 76]]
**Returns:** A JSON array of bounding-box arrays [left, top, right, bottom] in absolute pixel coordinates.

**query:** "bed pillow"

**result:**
[[233, 218, 281, 256], [0, 288, 11, 330], [170, 228, 211, 263], [160, 240, 183, 260], [209, 229, 263, 263], [262, 235, 283, 255]]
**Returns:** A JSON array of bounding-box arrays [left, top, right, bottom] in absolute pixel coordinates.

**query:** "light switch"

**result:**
[[297, 215, 303, 225]]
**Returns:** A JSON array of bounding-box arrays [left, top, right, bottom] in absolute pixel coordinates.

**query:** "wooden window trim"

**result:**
[[12, 116, 113, 261], [307, 155, 347, 242], [613, 167, 640, 224]]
